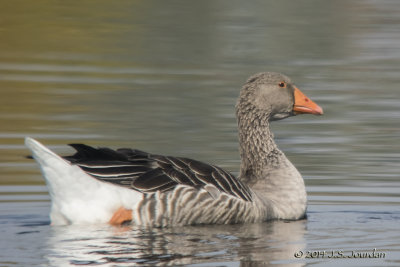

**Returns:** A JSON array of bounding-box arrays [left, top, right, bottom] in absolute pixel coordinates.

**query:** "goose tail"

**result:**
[[25, 137, 140, 225]]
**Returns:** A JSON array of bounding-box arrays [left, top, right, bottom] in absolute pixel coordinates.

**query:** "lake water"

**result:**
[[1, 0, 400, 266]]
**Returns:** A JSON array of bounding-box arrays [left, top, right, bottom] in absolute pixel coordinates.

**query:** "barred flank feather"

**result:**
[[131, 185, 260, 227]]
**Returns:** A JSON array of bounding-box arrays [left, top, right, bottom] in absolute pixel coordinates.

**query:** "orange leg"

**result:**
[[109, 206, 133, 225]]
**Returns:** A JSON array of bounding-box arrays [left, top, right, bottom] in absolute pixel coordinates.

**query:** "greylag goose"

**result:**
[[26, 72, 323, 226]]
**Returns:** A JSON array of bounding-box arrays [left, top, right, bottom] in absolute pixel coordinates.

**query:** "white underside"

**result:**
[[25, 137, 142, 225]]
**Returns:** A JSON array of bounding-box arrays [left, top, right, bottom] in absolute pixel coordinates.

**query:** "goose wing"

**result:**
[[64, 144, 253, 201]]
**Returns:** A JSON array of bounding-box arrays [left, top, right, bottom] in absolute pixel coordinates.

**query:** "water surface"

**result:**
[[1, 0, 400, 266]]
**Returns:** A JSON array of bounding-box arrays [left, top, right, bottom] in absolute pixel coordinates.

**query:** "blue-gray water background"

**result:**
[[1, 0, 399, 266]]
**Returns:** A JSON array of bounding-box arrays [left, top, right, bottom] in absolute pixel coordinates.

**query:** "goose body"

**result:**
[[26, 72, 323, 227]]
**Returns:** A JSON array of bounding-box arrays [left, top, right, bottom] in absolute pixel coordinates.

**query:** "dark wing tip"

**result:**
[[65, 144, 128, 162]]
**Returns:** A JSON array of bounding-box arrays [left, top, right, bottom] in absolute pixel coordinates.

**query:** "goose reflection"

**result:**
[[45, 220, 306, 266]]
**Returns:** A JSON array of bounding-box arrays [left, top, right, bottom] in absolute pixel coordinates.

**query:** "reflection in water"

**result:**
[[46, 221, 306, 266]]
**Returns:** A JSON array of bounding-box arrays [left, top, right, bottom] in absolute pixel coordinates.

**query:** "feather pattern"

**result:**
[[64, 145, 253, 202], [130, 186, 262, 227]]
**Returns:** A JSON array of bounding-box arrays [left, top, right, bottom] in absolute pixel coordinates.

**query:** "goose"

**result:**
[[26, 72, 323, 227]]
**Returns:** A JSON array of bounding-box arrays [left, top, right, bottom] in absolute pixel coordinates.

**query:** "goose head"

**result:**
[[237, 72, 323, 121]]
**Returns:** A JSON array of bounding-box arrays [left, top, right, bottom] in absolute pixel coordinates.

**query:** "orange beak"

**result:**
[[293, 87, 323, 115]]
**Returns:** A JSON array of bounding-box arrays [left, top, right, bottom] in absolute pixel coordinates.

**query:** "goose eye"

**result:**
[[278, 82, 286, 88]]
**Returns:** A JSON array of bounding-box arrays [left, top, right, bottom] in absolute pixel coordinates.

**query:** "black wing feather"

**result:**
[[133, 168, 178, 192], [64, 144, 253, 201]]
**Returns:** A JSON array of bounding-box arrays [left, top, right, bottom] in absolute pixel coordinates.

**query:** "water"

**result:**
[[1, 0, 400, 266]]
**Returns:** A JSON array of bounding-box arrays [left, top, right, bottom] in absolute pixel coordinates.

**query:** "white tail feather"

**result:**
[[25, 137, 141, 225]]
